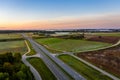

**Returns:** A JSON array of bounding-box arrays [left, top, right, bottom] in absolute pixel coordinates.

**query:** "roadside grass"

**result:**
[[26, 40, 36, 56], [0, 33, 23, 39], [92, 32, 120, 37], [0, 40, 27, 55], [35, 38, 111, 53], [27, 57, 57, 80], [58, 54, 112, 80]]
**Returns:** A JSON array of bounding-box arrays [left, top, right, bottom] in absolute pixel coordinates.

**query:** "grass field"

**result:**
[[58, 54, 112, 80], [27, 57, 56, 80], [91, 32, 120, 37], [35, 38, 111, 53], [0, 40, 27, 54], [26, 40, 36, 56], [0, 33, 23, 39]]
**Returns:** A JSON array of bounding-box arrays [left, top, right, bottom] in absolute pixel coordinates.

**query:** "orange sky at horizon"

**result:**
[[0, 14, 120, 30]]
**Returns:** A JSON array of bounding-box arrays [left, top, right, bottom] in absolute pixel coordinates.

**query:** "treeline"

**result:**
[[65, 34, 84, 39], [33, 32, 85, 39], [0, 38, 24, 42], [0, 52, 34, 80], [53, 34, 85, 39]]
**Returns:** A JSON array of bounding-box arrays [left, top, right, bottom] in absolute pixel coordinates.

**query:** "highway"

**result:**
[[22, 41, 42, 80], [22, 33, 86, 80]]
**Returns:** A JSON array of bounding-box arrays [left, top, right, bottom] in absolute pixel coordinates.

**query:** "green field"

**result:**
[[26, 40, 36, 56], [0, 40, 27, 54], [35, 38, 111, 53], [91, 32, 120, 37], [58, 54, 112, 80], [27, 57, 56, 80], [0, 33, 22, 39]]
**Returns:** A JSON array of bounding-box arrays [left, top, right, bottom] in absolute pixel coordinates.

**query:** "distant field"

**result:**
[[27, 57, 56, 80], [58, 54, 112, 80], [35, 38, 111, 53], [25, 33, 34, 37], [0, 40, 27, 54], [0, 33, 23, 39], [91, 32, 120, 37], [26, 33, 45, 38]]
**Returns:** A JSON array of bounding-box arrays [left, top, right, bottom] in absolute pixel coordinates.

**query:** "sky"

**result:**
[[0, 0, 120, 30]]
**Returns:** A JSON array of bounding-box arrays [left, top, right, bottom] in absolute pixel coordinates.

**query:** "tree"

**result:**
[[20, 64, 34, 80], [0, 72, 9, 80], [6, 52, 14, 63], [17, 71, 26, 80], [3, 62, 13, 74], [20, 64, 27, 72], [12, 73, 19, 80], [14, 53, 21, 62], [0, 72, 4, 80]]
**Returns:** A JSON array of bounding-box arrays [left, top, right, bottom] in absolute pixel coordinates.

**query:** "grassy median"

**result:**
[[27, 57, 56, 80], [26, 40, 36, 56], [58, 54, 112, 80]]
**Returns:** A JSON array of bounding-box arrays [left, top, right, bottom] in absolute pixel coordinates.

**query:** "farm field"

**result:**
[[92, 32, 120, 37], [86, 36, 120, 44], [77, 44, 120, 78], [0, 40, 27, 54], [85, 32, 120, 44], [0, 33, 23, 39], [35, 38, 111, 53], [27, 57, 56, 80], [58, 54, 112, 80]]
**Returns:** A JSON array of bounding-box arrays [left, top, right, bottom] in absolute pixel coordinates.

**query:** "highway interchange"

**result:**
[[22, 33, 120, 80], [22, 34, 85, 80]]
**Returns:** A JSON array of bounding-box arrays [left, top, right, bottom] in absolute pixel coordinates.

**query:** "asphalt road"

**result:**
[[22, 34, 86, 80], [22, 41, 42, 80]]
